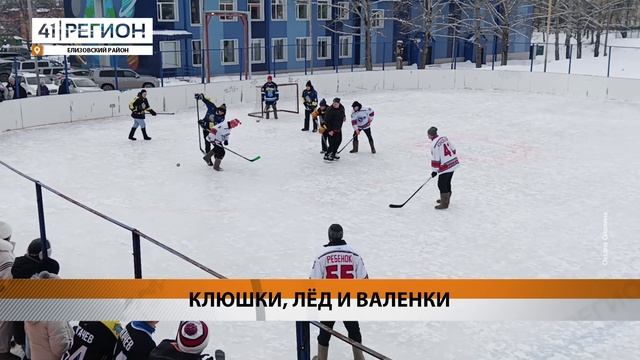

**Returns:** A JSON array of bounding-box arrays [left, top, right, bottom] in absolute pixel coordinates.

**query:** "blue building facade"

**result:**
[[63, 0, 532, 77]]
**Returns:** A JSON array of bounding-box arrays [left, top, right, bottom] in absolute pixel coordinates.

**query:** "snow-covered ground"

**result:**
[[1, 87, 640, 358]]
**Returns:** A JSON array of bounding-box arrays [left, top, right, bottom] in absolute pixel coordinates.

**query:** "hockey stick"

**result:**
[[196, 98, 205, 154], [389, 177, 433, 208], [337, 135, 356, 154], [155, 112, 175, 115], [225, 147, 261, 162]]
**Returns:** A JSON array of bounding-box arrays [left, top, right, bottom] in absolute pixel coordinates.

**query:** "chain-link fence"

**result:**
[[2, 35, 640, 98]]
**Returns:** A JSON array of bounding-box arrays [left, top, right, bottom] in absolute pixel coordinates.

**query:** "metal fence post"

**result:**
[[568, 44, 573, 74], [113, 56, 119, 90], [132, 231, 142, 279], [240, 46, 243, 81], [382, 42, 385, 71], [530, 44, 534, 72], [201, 47, 206, 84], [295, 322, 310, 360], [35, 182, 48, 260], [304, 45, 308, 75], [492, 36, 497, 70], [607, 46, 612, 78], [63, 56, 69, 92]]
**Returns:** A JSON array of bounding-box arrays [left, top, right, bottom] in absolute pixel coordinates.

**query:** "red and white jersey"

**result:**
[[206, 122, 232, 145], [430, 135, 459, 174], [351, 107, 374, 131], [310, 242, 368, 279]]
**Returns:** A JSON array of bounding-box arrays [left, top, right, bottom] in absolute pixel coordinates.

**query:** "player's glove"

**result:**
[[223, 140, 229, 146], [149, 109, 157, 116], [318, 125, 326, 134], [431, 171, 438, 178], [354, 129, 361, 136]]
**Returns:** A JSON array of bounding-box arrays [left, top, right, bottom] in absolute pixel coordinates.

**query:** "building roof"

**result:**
[[153, 30, 192, 37]]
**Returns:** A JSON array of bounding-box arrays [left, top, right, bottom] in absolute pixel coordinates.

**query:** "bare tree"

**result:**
[[488, 0, 536, 65]]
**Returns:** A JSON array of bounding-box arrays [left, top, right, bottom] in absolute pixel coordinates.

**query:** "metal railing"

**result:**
[[0, 159, 390, 359]]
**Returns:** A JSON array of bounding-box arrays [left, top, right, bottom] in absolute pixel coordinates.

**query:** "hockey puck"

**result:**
[[176, 163, 181, 167]]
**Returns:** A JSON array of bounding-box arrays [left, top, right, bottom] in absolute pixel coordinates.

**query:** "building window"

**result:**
[[337, 2, 349, 20], [339, 36, 352, 58], [190, 0, 201, 25], [296, 37, 310, 60], [271, 0, 286, 20], [157, 0, 178, 22], [372, 9, 384, 28], [160, 41, 181, 68], [317, 36, 331, 59], [317, 0, 331, 20], [248, 0, 263, 21], [272, 38, 288, 62], [192, 40, 202, 66], [250, 38, 265, 63], [296, 2, 309, 20], [219, 0, 236, 21], [220, 39, 239, 65]]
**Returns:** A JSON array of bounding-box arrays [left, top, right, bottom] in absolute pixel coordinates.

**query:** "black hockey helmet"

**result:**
[[332, 97, 341, 103], [217, 103, 227, 113], [328, 224, 343, 241], [427, 126, 438, 137], [319, 98, 327, 107], [351, 101, 362, 110], [28, 238, 51, 256]]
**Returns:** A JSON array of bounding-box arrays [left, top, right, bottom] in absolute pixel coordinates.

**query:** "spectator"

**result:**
[[24, 272, 73, 360], [0, 82, 7, 102], [57, 79, 70, 95], [11, 239, 60, 349], [62, 321, 122, 360], [0, 221, 19, 360], [8, 77, 27, 99], [11, 239, 59, 279], [38, 80, 49, 96], [148, 321, 212, 360], [114, 321, 158, 360]]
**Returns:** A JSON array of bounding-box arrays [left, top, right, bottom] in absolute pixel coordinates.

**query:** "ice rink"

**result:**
[[2, 87, 640, 359]]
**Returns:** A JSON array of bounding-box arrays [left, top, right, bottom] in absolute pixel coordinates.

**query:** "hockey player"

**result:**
[[323, 98, 346, 161], [148, 321, 212, 360], [196, 93, 227, 154], [62, 321, 122, 360], [314, 99, 329, 153], [202, 119, 242, 171], [428, 127, 459, 210], [261, 75, 279, 119], [301, 80, 318, 132], [113, 321, 158, 360], [349, 101, 376, 154], [128, 89, 157, 141], [310, 224, 367, 360]]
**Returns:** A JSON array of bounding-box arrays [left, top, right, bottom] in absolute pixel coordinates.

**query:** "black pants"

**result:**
[[265, 102, 278, 119], [353, 128, 373, 143], [202, 129, 211, 153], [213, 144, 225, 160], [327, 131, 342, 155], [317, 321, 362, 347], [303, 110, 317, 130], [438, 172, 454, 193]]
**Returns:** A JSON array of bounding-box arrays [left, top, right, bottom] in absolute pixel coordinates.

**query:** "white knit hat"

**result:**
[[176, 321, 209, 354], [0, 221, 12, 240]]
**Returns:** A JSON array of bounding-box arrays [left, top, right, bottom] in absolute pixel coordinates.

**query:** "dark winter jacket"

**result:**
[[302, 88, 318, 110], [10, 82, 27, 99], [11, 254, 60, 279], [62, 321, 121, 360], [130, 95, 155, 119], [324, 104, 346, 132], [148, 340, 211, 360], [199, 97, 225, 130], [113, 321, 157, 360], [58, 81, 70, 95], [39, 84, 50, 96]]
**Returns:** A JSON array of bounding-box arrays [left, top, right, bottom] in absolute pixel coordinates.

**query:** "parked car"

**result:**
[[15, 60, 53, 73], [19, 73, 58, 95], [55, 68, 91, 79], [0, 52, 26, 60], [67, 77, 102, 93], [89, 68, 159, 91], [39, 67, 64, 81]]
